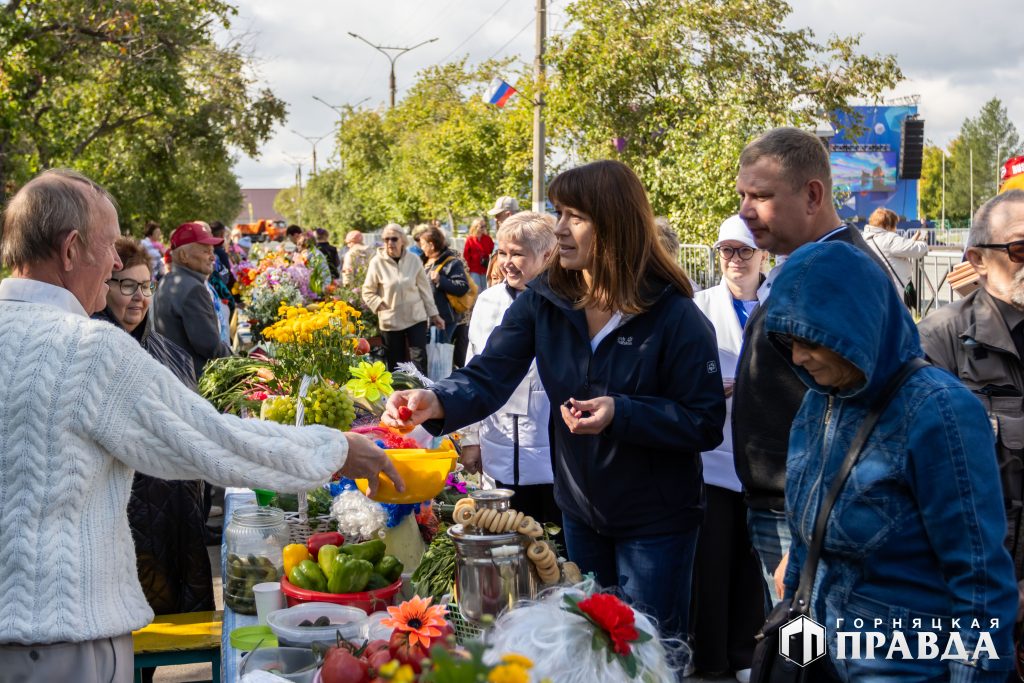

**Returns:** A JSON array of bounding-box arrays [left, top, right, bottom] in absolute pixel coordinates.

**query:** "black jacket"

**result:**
[[731, 225, 889, 509], [92, 309, 215, 614], [317, 241, 341, 279], [151, 264, 232, 377], [425, 273, 725, 536], [425, 248, 470, 328]]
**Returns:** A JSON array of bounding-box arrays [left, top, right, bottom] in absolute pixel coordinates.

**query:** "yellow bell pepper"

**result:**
[[282, 543, 310, 576]]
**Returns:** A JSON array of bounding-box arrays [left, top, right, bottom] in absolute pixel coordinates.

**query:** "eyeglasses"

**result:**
[[107, 277, 156, 297], [774, 334, 821, 351], [974, 240, 1024, 263], [717, 246, 756, 261], [383, 237, 401, 243]]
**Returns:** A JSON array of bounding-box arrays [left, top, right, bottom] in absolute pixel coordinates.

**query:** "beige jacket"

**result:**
[[342, 243, 372, 287], [361, 249, 438, 331]]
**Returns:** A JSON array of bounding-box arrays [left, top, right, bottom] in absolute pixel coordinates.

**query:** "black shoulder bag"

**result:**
[[865, 232, 919, 311], [749, 357, 929, 683]]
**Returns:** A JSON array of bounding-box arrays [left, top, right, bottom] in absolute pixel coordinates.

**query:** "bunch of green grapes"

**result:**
[[262, 395, 297, 424], [301, 384, 355, 431]]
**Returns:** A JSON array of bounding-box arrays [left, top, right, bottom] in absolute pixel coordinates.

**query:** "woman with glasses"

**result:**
[[93, 237, 214, 674], [765, 240, 1016, 681], [688, 216, 768, 681], [361, 223, 444, 373], [382, 160, 726, 670]]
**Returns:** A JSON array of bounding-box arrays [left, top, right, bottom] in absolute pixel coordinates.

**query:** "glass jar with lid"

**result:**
[[224, 505, 290, 614]]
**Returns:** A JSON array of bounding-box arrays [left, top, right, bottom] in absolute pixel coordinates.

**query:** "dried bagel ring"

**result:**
[[453, 505, 475, 525], [525, 522, 545, 538], [538, 567, 561, 584], [498, 510, 514, 532], [454, 499, 476, 514], [512, 511, 525, 531], [534, 555, 558, 572], [517, 515, 536, 534], [561, 561, 583, 585], [489, 510, 506, 533], [477, 508, 496, 529], [527, 541, 550, 561]]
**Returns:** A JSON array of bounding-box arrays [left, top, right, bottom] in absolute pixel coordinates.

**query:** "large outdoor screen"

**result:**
[[830, 151, 898, 193]]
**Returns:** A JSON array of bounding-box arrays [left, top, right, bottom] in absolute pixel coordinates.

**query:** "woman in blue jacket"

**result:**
[[765, 241, 1016, 682], [385, 159, 725, 660]]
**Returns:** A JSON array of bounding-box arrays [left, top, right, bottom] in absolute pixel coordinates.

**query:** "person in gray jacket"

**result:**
[[152, 221, 233, 378]]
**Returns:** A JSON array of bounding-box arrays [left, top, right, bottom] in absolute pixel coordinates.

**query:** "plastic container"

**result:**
[[239, 646, 317, 682], [266, 602, 367, 648], [354, 447, 458, 503], [229, 624, 277, 650], [279, 576, 403, 614], [225, 505, 290, 614], [362, 610, 394, 641]]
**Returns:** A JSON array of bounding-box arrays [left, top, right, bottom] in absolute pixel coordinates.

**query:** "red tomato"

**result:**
[[321, 648, 369, 683], [355, 338, 371, 355], [367, 648, 391, 672], [388, 630, 429, 674], [364, 639, 389, 657]]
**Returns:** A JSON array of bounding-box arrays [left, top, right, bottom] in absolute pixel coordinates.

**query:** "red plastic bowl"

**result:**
[[279, 576, 402, 614]]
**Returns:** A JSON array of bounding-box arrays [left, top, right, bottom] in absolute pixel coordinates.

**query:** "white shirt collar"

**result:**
[[0, 278, 89, 318], [817, 225, 849, 242]]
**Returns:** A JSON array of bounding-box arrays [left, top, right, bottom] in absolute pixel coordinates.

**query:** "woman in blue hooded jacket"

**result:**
[[764, 240, 1016, 682], [384, 159, 726, 662]]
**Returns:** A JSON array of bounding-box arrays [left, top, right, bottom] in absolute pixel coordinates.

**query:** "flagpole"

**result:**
[[531, 0, 546, 212]]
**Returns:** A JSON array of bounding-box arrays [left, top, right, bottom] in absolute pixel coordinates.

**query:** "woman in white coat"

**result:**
[[690, 216, 768, 681], [460, 211, 560, 525]]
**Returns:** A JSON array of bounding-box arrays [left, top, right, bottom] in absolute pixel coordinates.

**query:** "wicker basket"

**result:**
[[283, 511, 336, 545]]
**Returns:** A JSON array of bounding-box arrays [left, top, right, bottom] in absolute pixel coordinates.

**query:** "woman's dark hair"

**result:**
[[547, 160, 693, 313], [420, 226, 447, 252], [115, 236, 152, 274], [143, 221, 161, 238]]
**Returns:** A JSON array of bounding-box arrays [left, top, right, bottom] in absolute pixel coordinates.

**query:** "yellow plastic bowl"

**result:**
[[355, 447, 458, 503]]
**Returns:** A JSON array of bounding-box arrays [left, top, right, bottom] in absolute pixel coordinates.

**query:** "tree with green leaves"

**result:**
[[918, 145, 947, 224], [0, 0, 285, 231], [946, 97, 1022, 220], [546, 0, 902, 243]]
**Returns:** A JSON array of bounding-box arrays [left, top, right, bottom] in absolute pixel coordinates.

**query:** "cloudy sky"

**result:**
[[229, 0, 1024, 189]]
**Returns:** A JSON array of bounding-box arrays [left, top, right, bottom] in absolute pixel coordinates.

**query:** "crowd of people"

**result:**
[[3, 127, 1024, 683]]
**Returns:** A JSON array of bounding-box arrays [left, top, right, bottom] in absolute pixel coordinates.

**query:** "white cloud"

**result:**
[[230, 0, 1024, 189]]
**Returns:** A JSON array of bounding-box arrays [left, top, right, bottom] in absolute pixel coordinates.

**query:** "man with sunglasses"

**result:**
[[919, 190, 1024, 612], [151, 221, 233, 378], [731, 127, 889, 613]]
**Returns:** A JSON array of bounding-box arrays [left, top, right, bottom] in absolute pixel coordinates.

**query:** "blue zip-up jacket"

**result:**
[[765, 241, 1016, 682], [424, 272, 726, 536]]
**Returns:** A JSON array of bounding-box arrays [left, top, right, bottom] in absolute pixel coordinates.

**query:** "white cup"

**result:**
[[253, 581, 286, 625]]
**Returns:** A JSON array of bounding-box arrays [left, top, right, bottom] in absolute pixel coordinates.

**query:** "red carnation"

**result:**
[[577, 593, 639, 655]]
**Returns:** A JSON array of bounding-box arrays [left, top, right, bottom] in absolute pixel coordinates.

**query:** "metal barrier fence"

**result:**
[[679, 244, 718, 290]]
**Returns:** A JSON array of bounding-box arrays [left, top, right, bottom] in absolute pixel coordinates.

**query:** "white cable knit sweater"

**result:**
[[0, 302, 348, 645]]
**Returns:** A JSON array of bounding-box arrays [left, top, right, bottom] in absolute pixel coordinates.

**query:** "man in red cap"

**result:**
[[151, 221, 232, 378]]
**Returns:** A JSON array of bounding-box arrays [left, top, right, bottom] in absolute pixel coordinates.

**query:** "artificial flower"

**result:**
[[379, 660, 416, 683], [381, 596, 449, 650], [577, 593, 639, 655], [500, 654, 534, 668], [346, 360, 394, 401], [488, 662, 531, 683]]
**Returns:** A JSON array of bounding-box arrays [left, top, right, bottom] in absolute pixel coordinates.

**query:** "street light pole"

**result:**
[[531, 0, 546, 213], [290, 130, 330, 175], [312, 95, 370, 118], [348, 32, 438, 108]]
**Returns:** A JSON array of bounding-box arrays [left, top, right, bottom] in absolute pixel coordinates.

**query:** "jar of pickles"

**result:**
[[224, 505, 289, 614]]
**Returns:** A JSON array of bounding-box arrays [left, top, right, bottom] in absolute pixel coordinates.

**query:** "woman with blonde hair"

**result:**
[[361, 223, 443, 372], [863, 207, 928, 300], [384, 160, 725, 669], [463, 216, 494, 290]]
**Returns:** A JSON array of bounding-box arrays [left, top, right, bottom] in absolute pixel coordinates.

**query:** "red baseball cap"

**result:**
[[170, 221, 223, 249]]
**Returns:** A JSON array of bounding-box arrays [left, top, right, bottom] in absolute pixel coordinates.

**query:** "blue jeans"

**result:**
[[562, 514, 698, 667], [746, 507, 791, 614], [469, 271, 487, 291]]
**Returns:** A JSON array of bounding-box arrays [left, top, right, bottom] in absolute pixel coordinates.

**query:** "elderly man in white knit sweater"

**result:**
[[0, 169, 403, 682]]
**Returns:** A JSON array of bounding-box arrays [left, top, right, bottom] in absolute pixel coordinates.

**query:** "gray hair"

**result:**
[[739, 127, 832, 192], [381, 222, 408, 245], [1, 168, 116, 269], [967, 190, 1024, 247], [496, 211, 556, 256], [654, 216, 680, 259]]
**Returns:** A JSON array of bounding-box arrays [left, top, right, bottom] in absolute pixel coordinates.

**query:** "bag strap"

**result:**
[[790, 356, 929, 615], [434, 256, 454, 274], [864, 232, 906, 289]]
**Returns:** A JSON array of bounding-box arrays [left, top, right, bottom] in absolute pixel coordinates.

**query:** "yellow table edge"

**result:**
[[132, 610, 224, 654]]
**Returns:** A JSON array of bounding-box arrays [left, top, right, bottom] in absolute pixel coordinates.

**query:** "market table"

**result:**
[[220, 488, 259, 682]]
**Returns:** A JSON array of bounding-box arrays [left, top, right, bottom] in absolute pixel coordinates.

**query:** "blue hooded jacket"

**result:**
[[765, 242, 1016, 681]]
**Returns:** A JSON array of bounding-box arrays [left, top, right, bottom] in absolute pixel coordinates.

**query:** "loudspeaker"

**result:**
[[899, 117, 925, 179]]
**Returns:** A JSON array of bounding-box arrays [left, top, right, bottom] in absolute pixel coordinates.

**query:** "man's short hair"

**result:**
[[968, 190, 1024, 248], [209, 220, 226, 238], [739, 127, 832, 192], [1, 168, 116, 270], [496, 211, 556, 256], [286, 224, 303, 237], [315, 227, 329, 240]]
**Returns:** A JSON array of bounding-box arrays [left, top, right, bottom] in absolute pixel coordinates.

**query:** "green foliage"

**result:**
[[546, 0, 902, 244], [918, 145, 947, 222], [945, 97, 1022, 221], [0, 0, 285, 232]]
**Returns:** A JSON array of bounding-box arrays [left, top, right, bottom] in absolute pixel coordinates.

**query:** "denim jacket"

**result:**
[[764, 242, 1017, 682]]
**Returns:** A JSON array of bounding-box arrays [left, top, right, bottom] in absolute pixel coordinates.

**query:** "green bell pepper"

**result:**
[[365, 573, 392, 591], [318, 544, 341, 580], [339, 539, 386, 565], [374, 555, 404, 583], [328, 555, 374, 593], [288, 559, 328, 592]]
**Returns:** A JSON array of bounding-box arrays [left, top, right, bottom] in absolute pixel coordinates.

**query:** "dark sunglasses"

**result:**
[[107, 277, 156, 297], [717, 245, 756, 261], [974, 240, 1024, 263], [774, 333, 821, 351], [383, 237, 401, 243]]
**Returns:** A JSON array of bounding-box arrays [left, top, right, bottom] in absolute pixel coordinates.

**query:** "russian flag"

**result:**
[[487, 78, 517, 107]]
